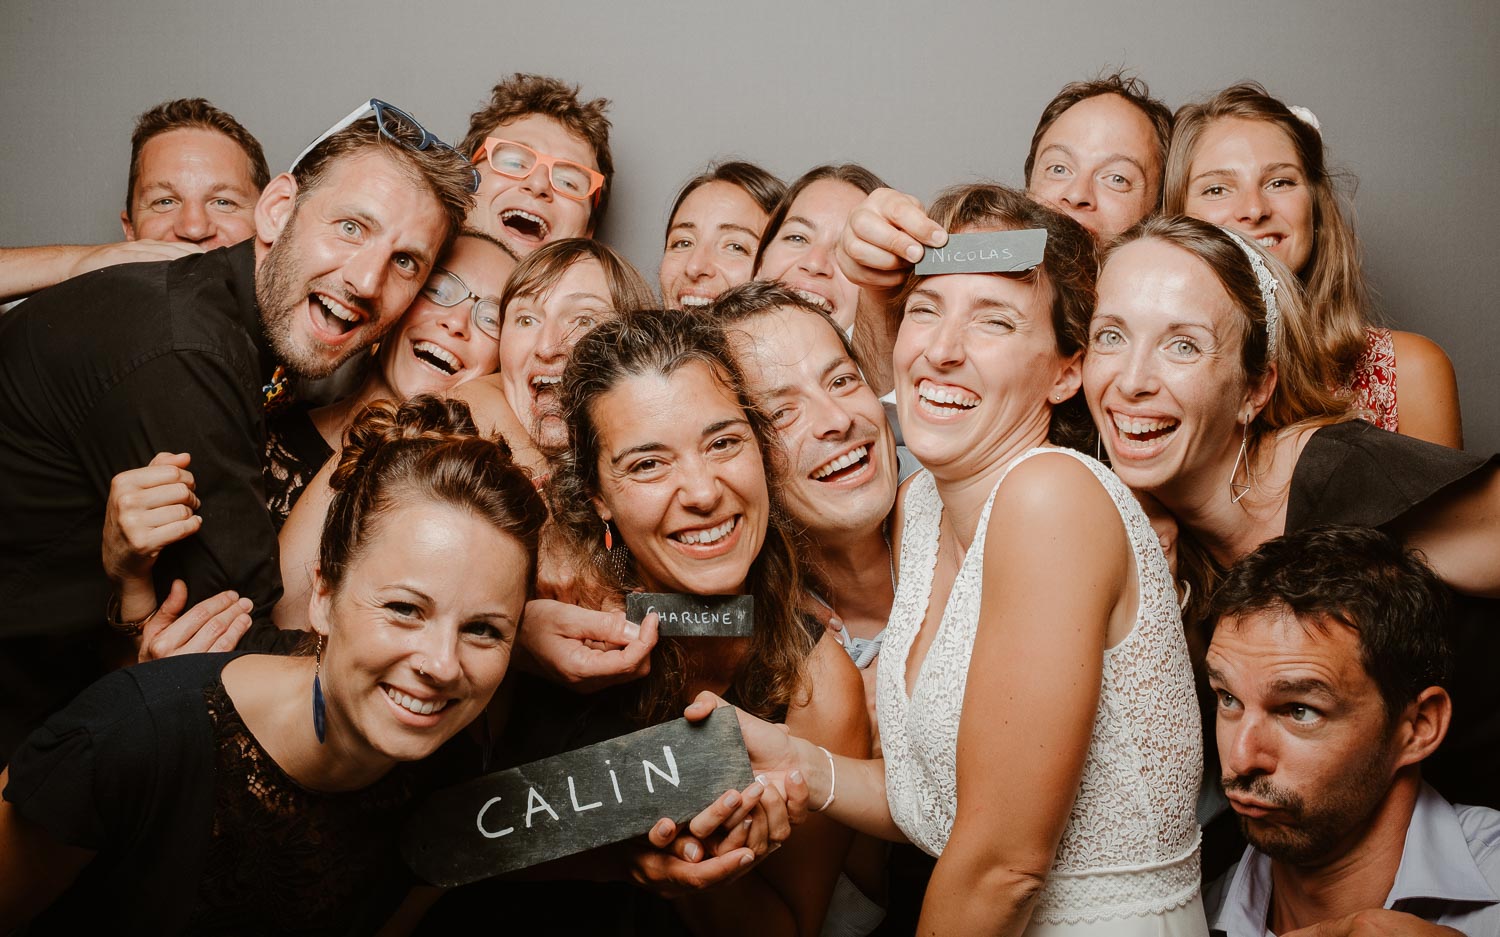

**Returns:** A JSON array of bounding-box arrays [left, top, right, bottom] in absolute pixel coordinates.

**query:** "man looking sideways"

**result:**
[[0, 100, 475, 760], [458, 72, 613, 258], [0, 98, 269, 303], [1204, 526, 1498, 937]]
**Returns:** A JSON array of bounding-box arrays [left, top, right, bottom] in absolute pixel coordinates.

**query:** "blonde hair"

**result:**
[[1164, 83, 1370, 389]]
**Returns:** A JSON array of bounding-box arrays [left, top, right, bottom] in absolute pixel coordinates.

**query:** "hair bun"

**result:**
[[331, 394, 495, 491]]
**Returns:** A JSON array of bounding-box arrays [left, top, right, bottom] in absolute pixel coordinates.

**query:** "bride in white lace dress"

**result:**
[[695, 184, 1206, 935]]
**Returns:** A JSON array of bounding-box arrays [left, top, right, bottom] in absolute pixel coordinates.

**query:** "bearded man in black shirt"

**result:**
[[0, 102, 477, 759]]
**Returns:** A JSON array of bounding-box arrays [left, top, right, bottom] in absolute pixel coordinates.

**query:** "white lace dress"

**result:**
[[877, 449, 1207, 936]]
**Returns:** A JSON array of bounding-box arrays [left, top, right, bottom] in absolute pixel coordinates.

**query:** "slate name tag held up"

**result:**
[[626, 592, 754, 637], [402, 707, 754, 887]]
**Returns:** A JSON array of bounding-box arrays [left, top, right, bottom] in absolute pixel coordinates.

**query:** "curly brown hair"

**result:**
[[460, 73, 614, 229], [546, 309, 815, 723]]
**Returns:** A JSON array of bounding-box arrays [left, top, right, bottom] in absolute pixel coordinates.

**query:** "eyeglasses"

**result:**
[[473, 138, 605, 204], [290, 98, 481, 193], [421, 268, 502, 340]]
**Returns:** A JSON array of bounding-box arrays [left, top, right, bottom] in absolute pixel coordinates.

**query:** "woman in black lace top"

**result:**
[[0, 396, 546, 934]]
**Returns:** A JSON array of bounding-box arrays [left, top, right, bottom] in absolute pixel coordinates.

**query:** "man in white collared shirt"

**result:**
[[1201, 525, 1500, 937]]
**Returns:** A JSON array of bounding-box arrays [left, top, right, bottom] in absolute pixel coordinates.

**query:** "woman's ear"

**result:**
[[308, 564, 333, 638], [254, 172, 300, 249], [1242, 361, 1278, 423], [591, 495, 613, 524], [1051, 350, 1084, 404]]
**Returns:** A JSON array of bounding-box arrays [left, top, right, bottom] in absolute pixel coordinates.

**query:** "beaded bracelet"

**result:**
[[106, 592, 160, 636]]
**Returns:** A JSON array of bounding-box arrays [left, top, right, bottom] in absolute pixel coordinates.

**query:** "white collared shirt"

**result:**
[[1206, 782, 1500, 936]]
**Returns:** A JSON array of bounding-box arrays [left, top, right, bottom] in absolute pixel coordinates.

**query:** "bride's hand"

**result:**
[[684, 691, 810, 825]]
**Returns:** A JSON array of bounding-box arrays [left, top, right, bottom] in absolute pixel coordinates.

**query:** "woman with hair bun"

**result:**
[[1165, 82, 1463, 447], [0, 395, 546, 934]]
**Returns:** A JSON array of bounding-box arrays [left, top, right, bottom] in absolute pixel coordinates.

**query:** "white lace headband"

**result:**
[[1220, 229, 1281, 360], [1288, 105, 1322, 134]]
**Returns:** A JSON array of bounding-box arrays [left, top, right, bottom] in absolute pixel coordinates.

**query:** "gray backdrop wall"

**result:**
[[4, 0, 1496, 452]]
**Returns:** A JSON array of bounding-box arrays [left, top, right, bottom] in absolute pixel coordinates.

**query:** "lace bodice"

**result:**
[[876, 448, 1203, 924]]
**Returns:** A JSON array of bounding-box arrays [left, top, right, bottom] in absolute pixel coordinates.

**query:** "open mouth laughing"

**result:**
[[1111, 413, 1179, 449], [311, 292, 363, 338], [501, 208, 550, 243], [916, 379, 979, 417], [412, 339, 463, 376], [810, 444, 871, 483]]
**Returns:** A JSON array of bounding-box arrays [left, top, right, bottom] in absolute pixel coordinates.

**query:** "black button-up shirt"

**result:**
[[0, 241, 285, 757]]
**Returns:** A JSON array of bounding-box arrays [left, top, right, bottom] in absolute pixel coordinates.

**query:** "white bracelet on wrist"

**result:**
[[813, 745, 836, 812]]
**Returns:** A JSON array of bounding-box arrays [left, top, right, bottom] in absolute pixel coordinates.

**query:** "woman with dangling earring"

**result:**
[[0, 395, 546, 932], [1081, 213, 1500, 816]]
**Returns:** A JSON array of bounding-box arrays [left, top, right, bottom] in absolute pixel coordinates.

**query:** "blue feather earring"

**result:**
[[312, 634, 327, 744]]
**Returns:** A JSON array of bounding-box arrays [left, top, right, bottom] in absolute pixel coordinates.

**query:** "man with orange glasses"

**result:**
[[457, 73, 614, 257], [0, 98, 269, 305]]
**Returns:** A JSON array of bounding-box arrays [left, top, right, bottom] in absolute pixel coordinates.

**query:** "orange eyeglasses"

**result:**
[[472, 138, 605, 205]]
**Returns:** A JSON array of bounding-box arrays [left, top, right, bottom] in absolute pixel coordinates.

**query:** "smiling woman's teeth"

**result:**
[[1257, 235, 1279, 248], [794, 290, 831, 312], [812, 445, 868, 480], [413, 340, 460, 374], [531, 374, 562, 390], [386, 687, 449, 715], [679, 295, 713, 308], [1113, 414, 1179, 446], [672, 517, 736, 545], [918, 382, 979, 407]]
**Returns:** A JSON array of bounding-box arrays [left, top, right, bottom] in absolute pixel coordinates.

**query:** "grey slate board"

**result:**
[[401, 707, 754, 886], [625, 592, 754, 637]]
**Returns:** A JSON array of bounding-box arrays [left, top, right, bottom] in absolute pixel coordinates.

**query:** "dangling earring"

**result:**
[[312, 633, 327, 744], [1228, 421, 1252, 503], [602, 517, 613, 552]]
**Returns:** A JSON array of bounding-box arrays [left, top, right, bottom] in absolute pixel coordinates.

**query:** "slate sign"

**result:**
[[626, 592, 754, 637], [914, 229, 1048, 276], [402, 707, 753, 886]]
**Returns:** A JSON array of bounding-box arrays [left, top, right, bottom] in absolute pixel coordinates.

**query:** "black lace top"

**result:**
[[186, 680, 423, 935], [263, 404, 333, 532]]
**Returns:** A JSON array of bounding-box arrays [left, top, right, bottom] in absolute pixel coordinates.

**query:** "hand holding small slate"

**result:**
[[516, 599, 658, 693], [836, 187, 948, 290]]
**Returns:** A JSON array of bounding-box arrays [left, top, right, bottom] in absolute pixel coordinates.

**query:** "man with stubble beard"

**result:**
[[1203, 526, 1498, 937], [0, 100, 475, 760]]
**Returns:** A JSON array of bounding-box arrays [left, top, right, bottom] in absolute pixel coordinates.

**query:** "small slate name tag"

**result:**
[[914, 229, 1048, 276], [403, 707, 753, 886], [626, 592, 754, 637]]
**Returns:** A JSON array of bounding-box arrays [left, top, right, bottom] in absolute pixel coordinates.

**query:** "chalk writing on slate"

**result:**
[[402, 707, 753, 886], [914, 229, 1048, 276], [626, 592, 754, 637]]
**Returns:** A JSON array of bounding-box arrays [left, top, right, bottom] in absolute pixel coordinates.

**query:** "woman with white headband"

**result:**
[[1081, 214, 1500, 812], [1164, 82, 1464, 448]]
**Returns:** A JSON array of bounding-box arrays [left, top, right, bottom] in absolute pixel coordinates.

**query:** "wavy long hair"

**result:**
[[546, 309, 815, 723]]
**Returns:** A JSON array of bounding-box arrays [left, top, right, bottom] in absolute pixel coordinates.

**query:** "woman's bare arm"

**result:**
[[919, 455, 1126, 936]]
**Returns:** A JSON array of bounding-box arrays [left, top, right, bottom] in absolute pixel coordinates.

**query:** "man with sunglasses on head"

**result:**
[[0, 98, 269, 306], [459, 72, 614, 257], [0, 100, 476, 761]]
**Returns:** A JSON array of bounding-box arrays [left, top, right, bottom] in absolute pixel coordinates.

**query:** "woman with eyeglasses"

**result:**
[[0, 395, 546, 934]]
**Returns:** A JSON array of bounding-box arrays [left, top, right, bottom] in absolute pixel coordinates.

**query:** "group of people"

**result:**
[[0, 69, 1494, 937]]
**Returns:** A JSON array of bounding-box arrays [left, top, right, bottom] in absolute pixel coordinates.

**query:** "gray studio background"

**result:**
[[3, 0, 1496, 452]]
